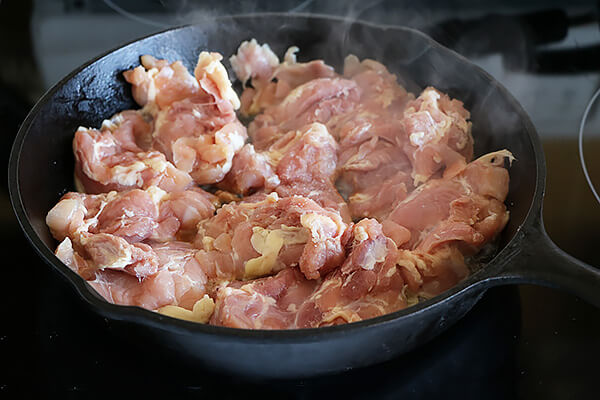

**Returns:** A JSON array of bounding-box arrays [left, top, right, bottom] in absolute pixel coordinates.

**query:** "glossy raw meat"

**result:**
[[338, 137, 414, 220], [402, 87, 474, 185], [231, 40, 336, 116], [67, 241, 210, 310], [211, 267, 319, 329], [123, 55, 200, 110], [74, 116, 194, 194], [212, 219, 406, 329], [47, 41, 513, 330], [387, 150, 512, 251], [222, 122, 350, 220], [270, 123, 345, 215], [54, 233, 159, 279], [218, 143, 280, 195], [194, 193, 348, 281], [47, 186, 216, 279], [335, 57, 417, 220], [296, 219, 407, 327], [389, 150, 513, 297], [230, 39, 280, 88], [396, 245, 469, 299], [47, 186, 216, 244], [249, 78, 360, 150], [126, 52, 247, 185]]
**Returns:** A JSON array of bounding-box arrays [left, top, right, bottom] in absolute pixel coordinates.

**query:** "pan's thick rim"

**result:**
[[8, 12, 545, 341]]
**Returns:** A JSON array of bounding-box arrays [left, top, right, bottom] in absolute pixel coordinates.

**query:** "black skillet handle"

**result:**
[[491, 213, 600, 307]]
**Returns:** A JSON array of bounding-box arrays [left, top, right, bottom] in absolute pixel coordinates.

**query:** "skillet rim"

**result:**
[[8, 12, 545, 340]]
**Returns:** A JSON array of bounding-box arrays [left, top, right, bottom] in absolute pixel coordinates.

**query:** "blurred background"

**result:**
[[1, 0, 600, 398]]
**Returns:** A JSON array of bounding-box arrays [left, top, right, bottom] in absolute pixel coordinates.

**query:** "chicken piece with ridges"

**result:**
[[402, 87, 474, 185], [90, 241, 209, 310], [123, 55, 200, 110], [211, 219, 406, 329], [47, 186, 216, 245], [73, 125, 193, 194], [334, 56, 416, 220], [231, 40, 337, 116], [387, 150, 512, 251], [211, 267, 319, 329], [249, 78, 360, 150], [221, 122, 350, 221], [389, 150, 513, 297], [47, 186, 216, 279], [194, 193, 347, 281], [296, 219, 406, 328], [144, 52, 247, 185]]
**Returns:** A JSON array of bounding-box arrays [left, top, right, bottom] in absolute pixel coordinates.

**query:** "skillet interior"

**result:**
[[9, 14, 541, 377]]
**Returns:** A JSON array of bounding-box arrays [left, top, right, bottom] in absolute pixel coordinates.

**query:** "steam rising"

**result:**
[[102, 0, 535, 161]]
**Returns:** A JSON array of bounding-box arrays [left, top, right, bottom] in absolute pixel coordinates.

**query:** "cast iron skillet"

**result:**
[[9, 13, 600, 378]]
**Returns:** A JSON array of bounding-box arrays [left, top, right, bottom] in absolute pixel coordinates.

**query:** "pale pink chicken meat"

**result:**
[[230, 39, 279, 87], [101, 110, 153, 152], [123, 55, 200, 110], [388, 150, 513, 298], [295, 219, 406, 327], [272, 124, 350, 221], [74, 126, 193, 194], [221, 122, 350, 220], [152, 187, 218, 242], [396, 245, 470, 299], [142, 52, 247, 185], [211, 219, 406, 329], [54, 235, 158, 279], [46, 41, 514, 329], [57, 240, 210, 310], [402, 87, 474, 185], [53, 232, 159, 279], [333, 56, 416, 220], [47, 186, 216, 279], [194, 193, 347, 281], [231, 41, 337, 116], [336, 56, 414, 148], [248, 78, 360, 150], [387, 150, 512, 251], [275, 182, 350, 224], [218, 143, 280, 196], [333, 58, 475, 222], [161, 115, 247, 185], [47, 186, 216, 245], [271, 123, 338, 184], [211, 267, 319, 329], [125, 52, 247, 185], [338, 137, 414, 220], [342, 55, 413, 119], [93, 190, 157, 243], [151, 96, 237, 161], [231, 48, 424, 222], [47, 190, 157, 244], [82, 234, 159, 278]]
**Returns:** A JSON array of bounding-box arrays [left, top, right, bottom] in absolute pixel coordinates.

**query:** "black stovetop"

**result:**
[[2, 1, 600, 399]]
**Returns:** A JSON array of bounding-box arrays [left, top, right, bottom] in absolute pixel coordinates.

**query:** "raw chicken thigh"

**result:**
[[194, 193, 347, 281], [124, 52, 247, 185], [47, 186, 216, 279], [47, 39, 513, 330]]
